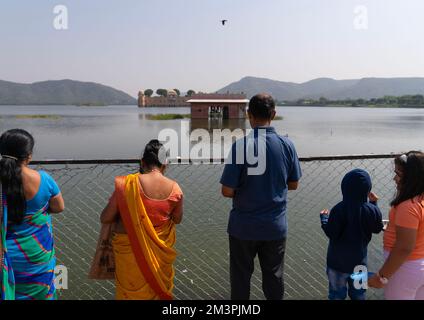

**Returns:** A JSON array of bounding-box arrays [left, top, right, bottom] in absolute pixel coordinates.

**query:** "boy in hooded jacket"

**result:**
[[320, 169, 384, 300]]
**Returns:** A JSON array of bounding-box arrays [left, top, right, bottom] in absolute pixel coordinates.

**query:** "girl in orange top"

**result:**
[[100, 139, 183, 300], [369, 151, 424, 300]]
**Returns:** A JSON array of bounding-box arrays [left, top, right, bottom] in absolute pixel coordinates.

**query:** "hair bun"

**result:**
[[142, 139, 167, 167]]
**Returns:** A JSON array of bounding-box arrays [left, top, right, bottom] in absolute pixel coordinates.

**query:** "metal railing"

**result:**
[[30, 154, 399, 300]]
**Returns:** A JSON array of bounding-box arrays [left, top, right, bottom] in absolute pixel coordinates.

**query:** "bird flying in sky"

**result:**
[[221, 19, 227, 26]]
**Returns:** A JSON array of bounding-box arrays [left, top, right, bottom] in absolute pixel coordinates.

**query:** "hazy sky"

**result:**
[[1, 0, 424, 97]]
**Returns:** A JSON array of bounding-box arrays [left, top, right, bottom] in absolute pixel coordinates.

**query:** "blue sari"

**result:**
[[1, 171, 60, 300], [1, 189, 15, 300]]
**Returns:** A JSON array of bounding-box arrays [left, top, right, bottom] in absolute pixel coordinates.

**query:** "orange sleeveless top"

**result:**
[[137, 179, 183, 227]]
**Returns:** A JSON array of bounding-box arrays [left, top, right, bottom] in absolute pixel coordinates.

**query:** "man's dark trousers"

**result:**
[[229, 235, 286, 300]]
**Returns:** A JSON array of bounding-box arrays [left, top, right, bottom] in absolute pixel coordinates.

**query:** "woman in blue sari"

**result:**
[[0, 129, 64, 300]]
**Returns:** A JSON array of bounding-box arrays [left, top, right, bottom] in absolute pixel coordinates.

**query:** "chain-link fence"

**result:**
[[32, 154, 398, 300]]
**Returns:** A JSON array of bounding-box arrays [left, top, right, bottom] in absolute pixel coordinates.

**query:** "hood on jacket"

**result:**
[[341, 169, 371, 203]]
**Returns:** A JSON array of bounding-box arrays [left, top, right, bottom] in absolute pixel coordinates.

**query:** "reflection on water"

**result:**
[[398, 115, 424, 122], [187, 118, 248, 160], [190, 118, 247, 133]]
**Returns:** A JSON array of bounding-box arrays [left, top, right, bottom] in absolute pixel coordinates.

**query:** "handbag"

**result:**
[[88, 222, 116, 280]]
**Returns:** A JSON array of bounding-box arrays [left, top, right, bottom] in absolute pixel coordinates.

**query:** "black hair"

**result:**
[[0, 129, 35, 224], [248, 93, 275, 120], [140, 139, 167, 173], [391, 151, 424, 206]]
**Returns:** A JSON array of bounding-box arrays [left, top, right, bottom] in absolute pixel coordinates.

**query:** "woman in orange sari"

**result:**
[[100, 140, 183, 300]]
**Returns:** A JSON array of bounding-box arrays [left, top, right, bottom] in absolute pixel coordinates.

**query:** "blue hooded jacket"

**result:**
[[321, 169, 383, 273]]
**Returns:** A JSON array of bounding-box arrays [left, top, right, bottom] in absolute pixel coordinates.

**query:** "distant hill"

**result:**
[[218, 76, 424, 101], [0, 79, 137, 105]]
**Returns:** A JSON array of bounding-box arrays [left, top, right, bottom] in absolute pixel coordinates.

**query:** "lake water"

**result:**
[[0, 105, 423, 159]]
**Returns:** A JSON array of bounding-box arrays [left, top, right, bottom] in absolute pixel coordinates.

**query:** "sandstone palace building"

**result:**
[[138, 90, 248, 119], [138, 89, 190, 107]]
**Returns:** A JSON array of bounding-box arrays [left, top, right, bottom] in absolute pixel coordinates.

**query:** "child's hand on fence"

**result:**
[[368, 192, 379, 204], [320, 209, 329, 224]]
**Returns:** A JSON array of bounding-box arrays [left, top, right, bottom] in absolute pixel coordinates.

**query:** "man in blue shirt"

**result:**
[[220, 93, 302, 300]]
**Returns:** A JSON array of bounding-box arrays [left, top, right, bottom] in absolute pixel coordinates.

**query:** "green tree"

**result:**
[[399, 95, 411, 106], [319, 97, 328, 105], [173, 89, 181, 96], [186, 90, 196, 97], [412, 94, 424, 105], [144, 89, 153, 97], [156, 89, 167, 97]]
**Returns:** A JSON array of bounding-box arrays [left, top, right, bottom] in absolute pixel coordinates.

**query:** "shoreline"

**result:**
[[277, 104, 424, 109]]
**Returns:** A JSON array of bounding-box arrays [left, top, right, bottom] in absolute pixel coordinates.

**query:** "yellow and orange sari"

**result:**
[[113, 173, 177, 300]]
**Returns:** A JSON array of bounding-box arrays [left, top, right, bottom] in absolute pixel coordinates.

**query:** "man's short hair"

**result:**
[[248, 93, 275, 120]]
